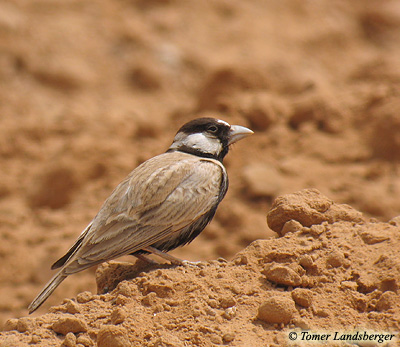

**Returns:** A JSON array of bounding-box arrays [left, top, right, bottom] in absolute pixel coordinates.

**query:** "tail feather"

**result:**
[[28, 270, 67, 314]]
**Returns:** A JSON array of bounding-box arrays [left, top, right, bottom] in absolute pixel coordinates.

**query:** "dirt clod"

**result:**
[[291, 288, 313, 307], [97, 326, 130, 347], [52, 316, 88, 335], [263, 264, 302, 287], [267, 189, 364, 235], [257, 296, 297, 324]]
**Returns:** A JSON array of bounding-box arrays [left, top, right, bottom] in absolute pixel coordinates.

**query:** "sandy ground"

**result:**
[[0, 0, 400, 345]]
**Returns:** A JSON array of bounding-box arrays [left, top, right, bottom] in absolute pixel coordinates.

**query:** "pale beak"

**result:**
[[228, 125, 254, 145]]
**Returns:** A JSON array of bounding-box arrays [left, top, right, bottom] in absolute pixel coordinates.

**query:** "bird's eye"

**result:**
[[208, 125, 218, 133]]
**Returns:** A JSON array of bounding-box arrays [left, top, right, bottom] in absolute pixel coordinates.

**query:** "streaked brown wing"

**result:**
[[63, 152, 225, 274]]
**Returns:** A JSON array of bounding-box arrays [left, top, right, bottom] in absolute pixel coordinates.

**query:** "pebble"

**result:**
[[281, 220, 303, 236], [3, 318, 18, 331], [76, 291, 94, 304], [30, 335, 41, 344], [97, 326, 130, 347], [375, 291, 397, 311], [76, 335, 94, 347], [52, 316, 88, 335], [111, 307, 126, 324], [66, 300, 81, 314], [299, 255, 314, 268], [359, 230, 390, 245], [326, 250, 345, 268], [291, 288, 313, 307], [263, 264, 302, 287], [257, 296, 297, 324], [219, 296, 236, 308], [61, 332, 77, 347], [222, 332, 235, 343], [17, 317, 35, 333], [223, 307, 237, 320]]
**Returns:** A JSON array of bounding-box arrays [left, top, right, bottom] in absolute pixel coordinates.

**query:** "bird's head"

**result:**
[[168, 118, 253, 161]]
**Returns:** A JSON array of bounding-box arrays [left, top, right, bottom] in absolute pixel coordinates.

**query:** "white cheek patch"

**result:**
[[171, 132, 222, 155], [184, 133, 222, 155]]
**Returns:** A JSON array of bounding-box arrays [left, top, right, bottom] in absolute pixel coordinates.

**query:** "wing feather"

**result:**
[[62, 152, 225, 274]]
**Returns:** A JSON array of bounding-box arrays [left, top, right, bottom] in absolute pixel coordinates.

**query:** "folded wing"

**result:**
[[58, 152, 225, 274]]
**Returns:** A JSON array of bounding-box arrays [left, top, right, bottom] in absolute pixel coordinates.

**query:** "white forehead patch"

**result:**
[[216, 119, 230, 127]]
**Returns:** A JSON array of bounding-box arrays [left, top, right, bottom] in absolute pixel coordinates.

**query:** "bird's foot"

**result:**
[[182, 260, 207, 268]]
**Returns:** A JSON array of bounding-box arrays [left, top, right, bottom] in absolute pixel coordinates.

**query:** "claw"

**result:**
[[182, 260, 206, 268]]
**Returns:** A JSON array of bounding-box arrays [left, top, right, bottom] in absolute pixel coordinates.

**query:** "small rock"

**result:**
[[263, 264, 302, 287], [291, 288, 313, 307], [222, 332, 235, 343], [52, 315, 88, 335], [341, 281, 358, 291], [115, 282, 133, 297], [233, 254, 248, 265], [30, 335, 41, 344], [66, 300, 80, 314], [3, 318, 18, 331], [97, 326, 130, 347], [356, 273, 379, 294], [76, 291, 93, 304], [115, 294, 130, 306], [61, 332, 77, 347], [359, 230, 390, 245], [376, 291, 397, 311], [267, 189, 364, 235], [281, 220, 303, 236], [76, 335, 94, 347], [309, 224, 326, 236], [210, 334, 223, 345], [205, 307, 216, 316], [223, 307, 237, 320], [326, 251, 345, 268], [17, 317, 35, 333], [142, 282, 174, 298], [111, 307, 126, 324], [292, 318, 310, 330], [389, 216, 400, 226], [298, 255, 314, 268], [257, 296, 297, 324], [219, 296, 236, 309], [314, 308, 329, 317], [142, 292, 157, 306]]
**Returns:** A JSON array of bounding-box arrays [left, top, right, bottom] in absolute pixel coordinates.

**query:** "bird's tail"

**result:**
[[28, 270, 67, 314]]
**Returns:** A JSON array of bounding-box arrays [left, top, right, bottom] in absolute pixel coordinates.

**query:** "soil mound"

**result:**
[[1, 190, 399, 346]]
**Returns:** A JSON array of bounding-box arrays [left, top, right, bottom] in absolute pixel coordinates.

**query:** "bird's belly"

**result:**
[[151, 208, 217, 252]]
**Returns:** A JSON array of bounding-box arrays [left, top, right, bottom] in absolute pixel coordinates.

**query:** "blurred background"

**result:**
[[1, 0, 400, 325]]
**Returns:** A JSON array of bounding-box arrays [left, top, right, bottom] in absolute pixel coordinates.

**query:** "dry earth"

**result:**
[[1, 0, 400, 345], [1, 189, 400, 346]]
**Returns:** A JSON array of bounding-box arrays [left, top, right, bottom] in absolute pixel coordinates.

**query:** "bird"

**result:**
[[28, 117, 253, 313]]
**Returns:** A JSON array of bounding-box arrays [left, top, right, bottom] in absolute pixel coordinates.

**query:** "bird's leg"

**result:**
[[142, 246, 205, 267], [133, 253, 161, 265], [142, 246, 184, 265]]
